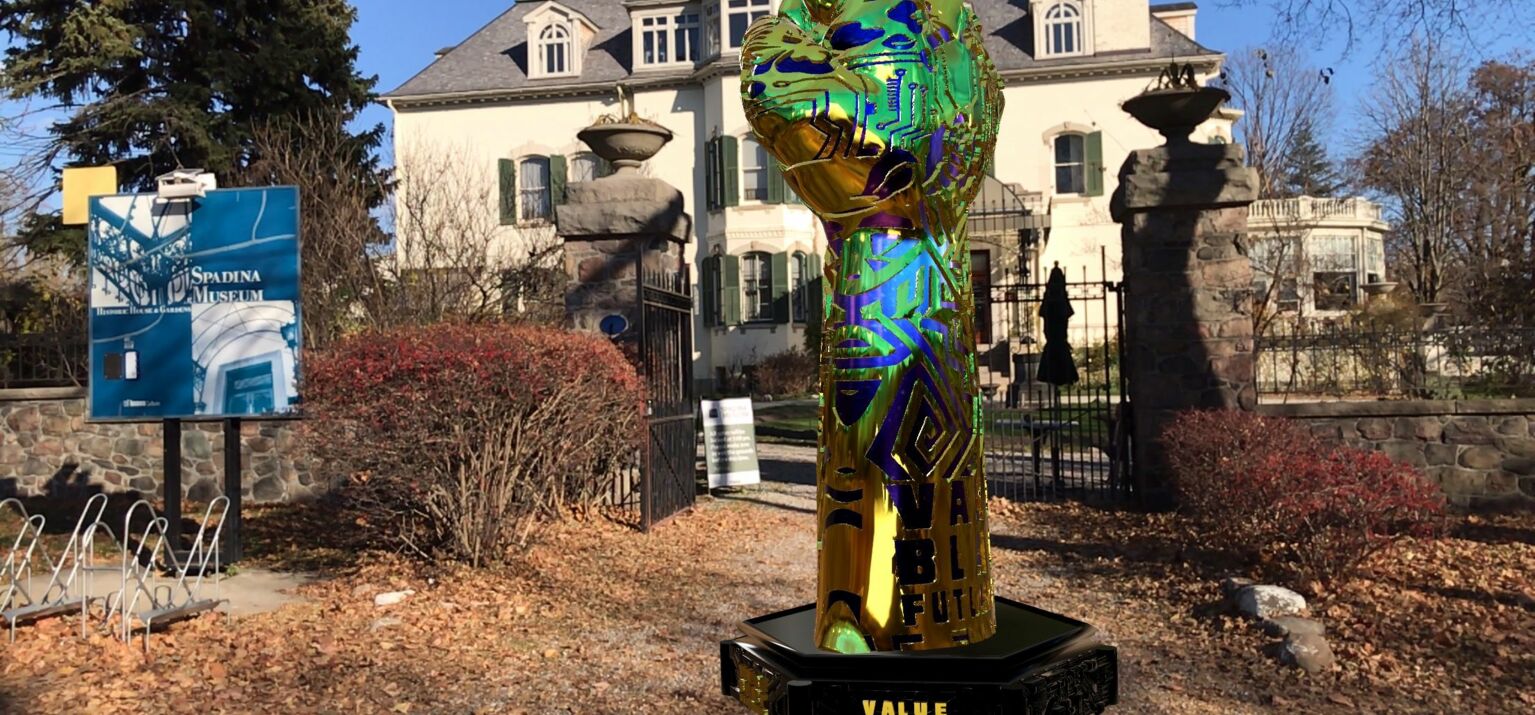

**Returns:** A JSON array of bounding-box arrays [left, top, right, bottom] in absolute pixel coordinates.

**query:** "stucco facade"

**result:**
[[385, 0, 1231, 390]]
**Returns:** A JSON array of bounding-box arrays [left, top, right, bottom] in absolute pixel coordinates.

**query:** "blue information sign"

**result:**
[[87, 187, 302, 421]]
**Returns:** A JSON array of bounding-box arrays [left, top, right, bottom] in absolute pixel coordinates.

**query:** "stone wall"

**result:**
[[1, 388, 323, 503], [1259, 400, 1535, 510]]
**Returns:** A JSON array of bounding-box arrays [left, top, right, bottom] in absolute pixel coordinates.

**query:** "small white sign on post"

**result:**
[[703, 397, 761, 489]]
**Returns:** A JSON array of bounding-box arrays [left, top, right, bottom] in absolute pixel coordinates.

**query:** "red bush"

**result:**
[[1163, 409, 1445, 588], [305, 322, 644, 565], [1273, 447, 1445, 587]]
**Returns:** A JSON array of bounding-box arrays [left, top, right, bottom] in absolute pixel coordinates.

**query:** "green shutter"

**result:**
[[498, 158, 517, 225], [598, 156, 614, 177], [721, 253, 742, 325], [550, 154, 568, 206], [1084, 131, 1104, 197], [722, 135, 740, 208], [701, 255, 720, 327], [765, 161, 785, 204], [771, 251, 790, 322], [806, 253, 825, 354], [550, 155, 568, 203], [705, 138, 720, 211]]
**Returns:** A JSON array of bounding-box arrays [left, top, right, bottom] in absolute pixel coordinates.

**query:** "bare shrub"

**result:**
[[304, 323, 643, 566]]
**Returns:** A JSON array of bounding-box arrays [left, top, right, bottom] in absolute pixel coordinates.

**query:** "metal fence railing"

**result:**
[[0, 333, 89, 389], [1255, 324, 1535, 400]]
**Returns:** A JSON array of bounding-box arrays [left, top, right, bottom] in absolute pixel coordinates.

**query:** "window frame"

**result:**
[[1053, 133, 1086, 195], [536, 23, 574, 78], [741, 137, 770, 203], [518, 155, 553, 223], [725, 0, 772, 51], [569, 152, 604, 184], [741, 251, 774, 322], [1040, 2, 1087, 58]]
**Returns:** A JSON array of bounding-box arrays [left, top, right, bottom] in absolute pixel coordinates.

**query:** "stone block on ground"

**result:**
[[1235, 585, 1308, 620], [1261, 616, 1325, 638], [1279, 633, 1336, 673]]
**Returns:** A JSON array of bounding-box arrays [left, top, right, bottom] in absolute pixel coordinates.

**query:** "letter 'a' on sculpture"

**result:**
[[740, 0, 1004, 653]]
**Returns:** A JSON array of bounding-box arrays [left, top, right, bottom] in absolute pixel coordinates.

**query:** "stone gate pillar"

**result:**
[[1111, 141, 1260, 501], [555, 121, 691, 344]]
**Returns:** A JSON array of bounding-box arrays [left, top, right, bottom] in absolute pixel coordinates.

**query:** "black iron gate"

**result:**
[[636, 268, 698, 530], [978, 278, 1132, 502]]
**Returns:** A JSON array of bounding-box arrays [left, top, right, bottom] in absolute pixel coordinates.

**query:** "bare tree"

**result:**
[[1453, 58, 1535, 330], [1221, 47, 1336, 200], [1356, 38, 1475, 306], [241, 114, 394, 347], [382, 141, 566, 328], [1249, 0, 1532, 53], [240, 122, 567, 344]]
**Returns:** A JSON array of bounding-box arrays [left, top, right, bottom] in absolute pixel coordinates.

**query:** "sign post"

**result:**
[[87, 186, 302, 565], [702, 397, 761, 489]]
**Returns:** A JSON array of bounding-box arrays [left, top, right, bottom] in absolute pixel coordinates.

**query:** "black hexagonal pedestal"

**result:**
[[720, 597, 1117, 714]]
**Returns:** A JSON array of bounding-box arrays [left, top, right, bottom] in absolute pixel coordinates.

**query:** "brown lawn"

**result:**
[[2, 484, 1532, 714]]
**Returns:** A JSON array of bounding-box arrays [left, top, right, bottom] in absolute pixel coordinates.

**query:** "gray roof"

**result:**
[[385, 0, 1221, 101]]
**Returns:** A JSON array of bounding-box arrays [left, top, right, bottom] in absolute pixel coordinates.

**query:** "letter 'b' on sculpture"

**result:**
[[740, 0, 1004, 653]]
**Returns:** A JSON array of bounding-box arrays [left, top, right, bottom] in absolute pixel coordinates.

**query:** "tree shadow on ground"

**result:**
[[1452, 515, 1535, 547], [241, 495, 373, 572], [712, 491, 816, 516]]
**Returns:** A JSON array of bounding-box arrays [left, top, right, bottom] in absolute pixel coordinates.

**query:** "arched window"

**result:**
[[1053, 134, 1085, 194], [539, 24, 572, 76], [570, 152, 605, 183], [519, 156, 551, 221], [741, 137, 769, 201], [1043, 3, 1083, 57], [742, 251, 772, 321], [790, 251, 809, 323]]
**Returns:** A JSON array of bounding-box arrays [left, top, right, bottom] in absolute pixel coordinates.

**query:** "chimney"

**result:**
[[1151, 3, 1197, 40]]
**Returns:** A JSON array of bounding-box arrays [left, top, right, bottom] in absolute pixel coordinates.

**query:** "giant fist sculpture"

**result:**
[[741, 0, 1004, 653]]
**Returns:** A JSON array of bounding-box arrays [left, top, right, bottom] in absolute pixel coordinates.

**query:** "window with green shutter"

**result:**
[[770, 251, 790, 322], [700, 255, 721, 326], [721, 253, 742, 325], [498, 158, 517, 225], [1084, 131, 1104, 197], [705, 137, 720, 211], [805, 252, 825, 354], [550, 154, 568, 206], [721, 135, 740, 207]]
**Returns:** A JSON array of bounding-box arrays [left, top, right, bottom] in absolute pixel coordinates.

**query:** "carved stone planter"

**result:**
[[1121, 86, 1230, 146], [576, 122, 673, 174]]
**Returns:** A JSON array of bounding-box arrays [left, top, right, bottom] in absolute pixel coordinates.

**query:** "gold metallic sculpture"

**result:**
[[741, 0, 1003, 653]]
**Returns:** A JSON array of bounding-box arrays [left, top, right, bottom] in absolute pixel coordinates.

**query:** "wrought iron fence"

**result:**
[[1255, 323, 1535, 400], [0, 333, 88, 389]]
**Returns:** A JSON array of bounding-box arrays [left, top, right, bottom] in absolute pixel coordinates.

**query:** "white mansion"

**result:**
[[384, 0, 1235, 389]]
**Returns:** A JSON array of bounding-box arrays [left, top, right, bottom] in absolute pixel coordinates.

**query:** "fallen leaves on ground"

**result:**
[[1, 494, 1531, 714]]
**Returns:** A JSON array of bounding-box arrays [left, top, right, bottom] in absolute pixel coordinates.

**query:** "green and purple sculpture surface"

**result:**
[[741, 0, 1004, 653]]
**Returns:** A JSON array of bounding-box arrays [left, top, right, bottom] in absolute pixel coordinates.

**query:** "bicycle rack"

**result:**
[[2, 494, 112, 641], [102, 498, 227, 652]]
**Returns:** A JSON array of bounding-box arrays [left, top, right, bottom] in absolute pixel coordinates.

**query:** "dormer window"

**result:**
[[637, 9, 701, 67], [1036, 1, 1091, 58], [539, 24, 573, 76], [726, 0, 771, 50], [524, 2, 599, 80]]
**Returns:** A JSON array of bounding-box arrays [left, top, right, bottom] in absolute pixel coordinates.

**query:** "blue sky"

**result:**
[[351, 0, 1526, 157]]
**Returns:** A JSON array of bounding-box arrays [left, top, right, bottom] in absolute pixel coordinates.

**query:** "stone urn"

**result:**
[[1362, 281, 1399, 297], [1121, 63, 1230, 146], [576, 121, 673, 175]]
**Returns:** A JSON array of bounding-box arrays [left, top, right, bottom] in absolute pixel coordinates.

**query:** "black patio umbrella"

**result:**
[[1036, 265, 1080, 387]]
